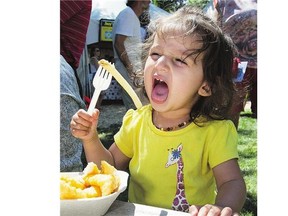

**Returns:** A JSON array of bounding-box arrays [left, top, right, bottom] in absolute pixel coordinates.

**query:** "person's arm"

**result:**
[[60, 95, 85, 171], [213, 159, 247, 212], [109, 143, 130, 170], [189, 159, 246, 216], [70, 109, 130, 170], [114, 34, 134, 76], [90, 56, 99, 68]]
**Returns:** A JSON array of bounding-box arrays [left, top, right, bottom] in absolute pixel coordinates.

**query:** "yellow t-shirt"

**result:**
[[114, 105, 238, 211]]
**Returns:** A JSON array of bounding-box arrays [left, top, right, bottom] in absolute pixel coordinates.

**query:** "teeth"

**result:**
[[154, 78, 165, 88]]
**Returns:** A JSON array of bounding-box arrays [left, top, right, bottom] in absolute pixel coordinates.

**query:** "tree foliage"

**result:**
[[151, 0, 186, 12], [187, 0, 210, 9], [152, 0, 210, 12]]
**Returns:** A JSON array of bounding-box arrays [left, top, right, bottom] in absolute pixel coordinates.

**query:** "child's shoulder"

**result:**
[[204, 119, 237, 133], [126, 104, 151, 116], [123, 104, 152, 122], [196, 116, 235, 130]]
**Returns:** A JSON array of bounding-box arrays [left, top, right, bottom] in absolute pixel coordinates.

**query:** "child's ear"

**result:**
[[198, 82, 212, 97]]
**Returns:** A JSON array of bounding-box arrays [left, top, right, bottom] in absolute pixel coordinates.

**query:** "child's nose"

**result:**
[[155, 56, 169, 72]]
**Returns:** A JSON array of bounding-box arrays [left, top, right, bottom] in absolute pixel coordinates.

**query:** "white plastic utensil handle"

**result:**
[[87, 88, 101, 115]]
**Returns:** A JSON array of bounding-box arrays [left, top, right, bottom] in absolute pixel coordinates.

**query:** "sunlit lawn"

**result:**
[[238, 106, 257, 216]]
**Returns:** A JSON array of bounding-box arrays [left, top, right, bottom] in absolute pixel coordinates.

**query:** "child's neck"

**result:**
[[152, 109, 192, 131]]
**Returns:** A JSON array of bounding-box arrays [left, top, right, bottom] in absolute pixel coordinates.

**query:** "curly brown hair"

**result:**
[[134, 5, 237, 123]]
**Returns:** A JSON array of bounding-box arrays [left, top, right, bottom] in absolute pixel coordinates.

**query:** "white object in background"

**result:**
[[233, 61, 248, 83]]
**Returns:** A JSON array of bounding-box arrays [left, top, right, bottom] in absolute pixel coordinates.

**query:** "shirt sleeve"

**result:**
[[114, 109, 135, 158], [207, 120, 239, 168], [114, 9, 138, 37]]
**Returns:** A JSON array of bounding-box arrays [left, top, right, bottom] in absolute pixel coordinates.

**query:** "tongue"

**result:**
[[152, 82, 169, 103]]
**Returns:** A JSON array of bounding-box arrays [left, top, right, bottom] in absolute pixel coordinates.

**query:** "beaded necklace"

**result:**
[[155, 119, 192, 131], [152, 109, 194, 131]]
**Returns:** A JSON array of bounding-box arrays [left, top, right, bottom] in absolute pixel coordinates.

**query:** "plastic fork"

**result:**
[[87, 65, 112, 115]]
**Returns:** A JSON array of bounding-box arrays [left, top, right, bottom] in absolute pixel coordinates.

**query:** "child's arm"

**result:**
[[213, 159, 247, 213], [70, 109, 130, 170], [189, 159, 246, 216]]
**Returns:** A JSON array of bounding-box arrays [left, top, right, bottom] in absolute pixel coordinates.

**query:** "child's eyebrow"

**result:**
[[149, 44, 162, 50], [182, 50, 204, 64]]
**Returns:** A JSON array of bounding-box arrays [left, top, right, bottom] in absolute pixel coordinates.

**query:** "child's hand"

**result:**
[[189, 204, 239, 216], [70, 108, 100, 141]]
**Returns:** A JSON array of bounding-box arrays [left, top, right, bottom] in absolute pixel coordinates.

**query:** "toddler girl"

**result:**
[[70, 5, 246, 216]]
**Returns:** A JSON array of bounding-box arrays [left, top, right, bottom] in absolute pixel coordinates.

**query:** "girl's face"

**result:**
[[144, 34, 210, 113]]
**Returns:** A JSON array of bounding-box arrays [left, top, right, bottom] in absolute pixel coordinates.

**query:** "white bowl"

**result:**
[[60, 170, 129, 216]]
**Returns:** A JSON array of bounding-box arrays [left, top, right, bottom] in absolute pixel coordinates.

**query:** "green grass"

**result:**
[[97, 109, 257, 215], [238, 110, 257, 216]]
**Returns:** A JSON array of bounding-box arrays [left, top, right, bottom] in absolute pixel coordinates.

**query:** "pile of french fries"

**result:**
[[60, 161, 120, 199]]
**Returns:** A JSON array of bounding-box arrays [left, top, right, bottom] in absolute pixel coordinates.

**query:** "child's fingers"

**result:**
[[196, 204, 232, 216], [78, 109, 98, 122], [90, 109, 100, 131], [188, 205, 199, 216], [220, 207, 233, 216], [71, 109, 99, 128], [70, 109, 100, 138], [70, 120, 90, 132], [70, 127, 90, 138], [91, 109, 100, 121]]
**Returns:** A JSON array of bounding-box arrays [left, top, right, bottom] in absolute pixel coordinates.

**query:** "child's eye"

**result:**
[[150, 52, 160, 60], [175, 58, 187, 66], [151, 52, 160, 56]]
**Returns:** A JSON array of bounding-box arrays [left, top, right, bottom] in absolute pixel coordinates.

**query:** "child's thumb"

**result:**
[[90, 109, 100, 132]]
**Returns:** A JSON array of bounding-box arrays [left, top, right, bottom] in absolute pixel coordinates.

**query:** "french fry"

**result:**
[[60, 161, 119, 199], [101, 160, 117, 175], [101, 160, 120, 190], [86, 174, 117, 196], [98, 59, 143, 109], [82, 186, 102, 198], [60, 175, 85, 190], [60, 180, 78, 199]]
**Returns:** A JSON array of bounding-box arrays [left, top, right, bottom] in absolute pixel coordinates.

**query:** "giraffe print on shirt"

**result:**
[[165, 143, 190, 212]]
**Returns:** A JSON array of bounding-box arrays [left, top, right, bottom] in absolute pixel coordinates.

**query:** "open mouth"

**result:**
[[151, 78, 169, 103]]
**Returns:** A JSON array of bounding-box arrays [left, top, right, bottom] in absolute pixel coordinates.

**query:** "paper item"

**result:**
[[233, 61, 248, 82]]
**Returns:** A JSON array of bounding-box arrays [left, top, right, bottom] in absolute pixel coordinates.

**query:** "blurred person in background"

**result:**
[[89, 47, 101, 77], [60, 0, 92, 171], [205, 0, 257, 128], [88, 47, 104, 109], [139, 10, 150, 42], [112, 0, 150, 110]]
